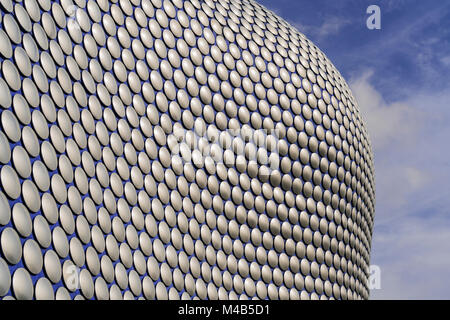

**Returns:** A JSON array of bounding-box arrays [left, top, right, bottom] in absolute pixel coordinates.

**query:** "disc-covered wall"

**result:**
[[0, 0, 375, 300]]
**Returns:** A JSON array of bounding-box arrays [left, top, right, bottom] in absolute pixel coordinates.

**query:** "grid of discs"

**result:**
[[0, 0, 375, 300]]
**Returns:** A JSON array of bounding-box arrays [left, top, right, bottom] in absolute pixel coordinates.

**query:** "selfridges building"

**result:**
[[0, 0, 375, 300]]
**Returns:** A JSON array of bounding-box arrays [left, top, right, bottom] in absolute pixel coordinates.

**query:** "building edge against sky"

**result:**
[[0, 0, 375, 300]]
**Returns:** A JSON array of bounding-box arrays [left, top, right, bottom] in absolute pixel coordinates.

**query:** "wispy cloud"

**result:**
[[317, 16, 352, 37], [350, 70, 426, 152], [370, 213, 450, 299], [440, 55, 450, 67], [295, 16, 351, 40], [350, 71, 450, 299]]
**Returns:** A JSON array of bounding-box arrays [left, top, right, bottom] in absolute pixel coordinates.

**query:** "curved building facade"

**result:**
[[0, 0, 375, 300]]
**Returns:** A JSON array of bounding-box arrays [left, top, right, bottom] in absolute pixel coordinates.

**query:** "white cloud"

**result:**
[[350, 70, 425, 152], [349, 71, 430, 209], [370, 213, 450, 299], [295, 16, 351, 40], [316, 17, 351, 38], [371, 214, 450, 299], [350, 70, 450, 299], [440, 55, 450, 67]]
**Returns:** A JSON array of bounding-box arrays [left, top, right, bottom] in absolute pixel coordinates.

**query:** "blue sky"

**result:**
[[257, 0, 450, 299]]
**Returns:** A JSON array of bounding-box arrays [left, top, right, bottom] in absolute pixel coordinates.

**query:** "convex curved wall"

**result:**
[[0, 0, 375, 300]]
